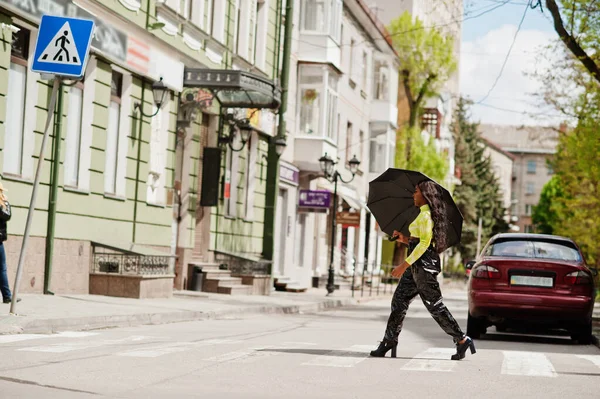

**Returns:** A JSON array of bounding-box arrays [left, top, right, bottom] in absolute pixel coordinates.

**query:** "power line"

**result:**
[[476, 1, 531, 104], [295, 0, 513, 52]]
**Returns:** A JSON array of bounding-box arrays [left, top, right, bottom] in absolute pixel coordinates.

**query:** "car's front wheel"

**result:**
[[467, 312, 486, 339], [570, 321, 593, 345]]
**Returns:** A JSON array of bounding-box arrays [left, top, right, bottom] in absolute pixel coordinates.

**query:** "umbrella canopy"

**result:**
[[367, 168, 463, 249]]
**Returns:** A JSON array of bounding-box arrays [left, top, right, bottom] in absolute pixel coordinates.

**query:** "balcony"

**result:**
[[298, 34, 342, 71], [370, 100, 398, 128], [294, 137, 338, 173]]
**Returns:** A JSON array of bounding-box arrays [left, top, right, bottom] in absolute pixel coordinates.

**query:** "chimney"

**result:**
[[559, 122, 568, 134]]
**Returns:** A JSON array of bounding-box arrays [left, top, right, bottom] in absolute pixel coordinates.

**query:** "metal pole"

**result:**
[[476, 217, 483, 257], [10, 78, 61, 314], [132, 81, 146, 243], [326, 174, 338, 295], [44, 81, 64, 295]]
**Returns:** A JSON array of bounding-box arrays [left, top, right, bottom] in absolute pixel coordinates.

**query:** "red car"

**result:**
[[466, 233, 597, 344]]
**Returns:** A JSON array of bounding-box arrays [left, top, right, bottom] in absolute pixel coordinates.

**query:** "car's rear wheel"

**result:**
[[570, 321, 593, 345], [467, 312, 486, 339]]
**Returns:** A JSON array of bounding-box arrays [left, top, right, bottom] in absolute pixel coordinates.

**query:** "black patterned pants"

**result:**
[[383, 242, 464, 343]]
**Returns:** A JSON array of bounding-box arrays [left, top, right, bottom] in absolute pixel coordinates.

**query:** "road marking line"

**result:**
[[302, 345, 371, 368], [18, 335, 150, 353], [577, 355, 600, 368], [0, 331, 98, 344], [401, 348, 457, 372], [501, 351, 557, 377]]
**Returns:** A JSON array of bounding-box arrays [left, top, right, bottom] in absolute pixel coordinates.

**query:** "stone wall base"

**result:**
[[3, 236, 90, 294], [234, 274, 271, 296], [89, 274, 174, 299]]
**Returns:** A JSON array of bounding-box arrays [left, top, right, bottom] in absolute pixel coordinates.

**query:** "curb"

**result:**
[[0, 297, 356, 336]]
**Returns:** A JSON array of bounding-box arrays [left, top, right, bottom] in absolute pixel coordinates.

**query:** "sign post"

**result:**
[[10, 15, 94, 315]]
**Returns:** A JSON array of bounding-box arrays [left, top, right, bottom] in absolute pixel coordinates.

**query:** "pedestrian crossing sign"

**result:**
[[32, 15, 95, 78]]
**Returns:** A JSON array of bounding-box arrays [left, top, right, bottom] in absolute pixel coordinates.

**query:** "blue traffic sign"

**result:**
[[32, 15, 95, 78]]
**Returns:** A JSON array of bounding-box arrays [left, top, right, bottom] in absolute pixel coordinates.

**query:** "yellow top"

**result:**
[[405, 204, 434, 265]]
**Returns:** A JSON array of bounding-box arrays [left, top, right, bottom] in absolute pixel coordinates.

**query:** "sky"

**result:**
[[459, 0, 565, 126]]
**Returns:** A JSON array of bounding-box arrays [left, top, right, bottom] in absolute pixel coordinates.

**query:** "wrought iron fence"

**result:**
[[347, 262, 401, 298], [214, 253, 272, 276], [92, 252, 171, 276]]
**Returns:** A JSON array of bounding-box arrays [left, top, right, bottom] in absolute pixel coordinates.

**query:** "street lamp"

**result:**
[[319, 152, 361, 295], [220, 118, 253, 152], [274, 136, 287, 157], [134, 77, 168, 118]]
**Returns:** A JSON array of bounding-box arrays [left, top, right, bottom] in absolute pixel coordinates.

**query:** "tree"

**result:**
[[452, 98, 508, 261], [544, 0, 600, 85], [388, 12, 457, 159], [532, 175, 565, 234], [395, 126, 448, 184]]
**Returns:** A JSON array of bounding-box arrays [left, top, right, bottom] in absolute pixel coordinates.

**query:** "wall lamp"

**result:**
[[134, 77, 168, 118]]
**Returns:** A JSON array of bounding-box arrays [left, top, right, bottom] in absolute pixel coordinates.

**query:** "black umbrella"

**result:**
[[367, 168, 463, 249]]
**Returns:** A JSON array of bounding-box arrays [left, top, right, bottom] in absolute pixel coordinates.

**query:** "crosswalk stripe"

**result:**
[[117, 339, 241, 358], [577, 355, 600, 368], [19, 335, 149, 353], [501, 351, 557, 377], [0, 331, 98, 344], [401, 348, 458, 372], [302, 345, 372, 368]]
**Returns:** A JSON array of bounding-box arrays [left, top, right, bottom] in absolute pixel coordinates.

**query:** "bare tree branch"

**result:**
[[546, 0, 600, 84]]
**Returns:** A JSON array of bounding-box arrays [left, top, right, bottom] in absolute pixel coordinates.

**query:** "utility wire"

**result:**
[[476, 1, 531, 104]]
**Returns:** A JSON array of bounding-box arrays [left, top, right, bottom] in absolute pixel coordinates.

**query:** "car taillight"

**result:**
[[564, 271, 593, 285], [472, 265, 501, 279]]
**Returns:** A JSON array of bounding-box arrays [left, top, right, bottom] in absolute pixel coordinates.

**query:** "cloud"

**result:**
[[460, 24, 563, 126]]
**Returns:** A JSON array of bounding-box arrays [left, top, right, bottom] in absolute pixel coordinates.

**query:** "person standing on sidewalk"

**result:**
[[370, 181, 474, 360], [0, 182, 19, 304]]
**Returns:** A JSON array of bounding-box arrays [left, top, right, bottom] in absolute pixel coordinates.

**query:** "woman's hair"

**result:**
[[418, 180, 448, 253]]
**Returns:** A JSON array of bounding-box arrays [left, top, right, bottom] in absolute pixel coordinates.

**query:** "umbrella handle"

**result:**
[[387, 235, 399, 242]]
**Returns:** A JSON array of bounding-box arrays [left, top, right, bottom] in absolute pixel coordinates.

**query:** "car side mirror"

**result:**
[[590, 268, 598, 277], [465, 260, 476, 270]]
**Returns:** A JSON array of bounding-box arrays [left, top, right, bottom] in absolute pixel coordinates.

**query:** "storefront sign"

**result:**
[[337, 211, 361, 228], [0, 0, 128, 63], [280, 164, 299, 185], [299, 190, 331, 209], [1, 0, 184, 92]]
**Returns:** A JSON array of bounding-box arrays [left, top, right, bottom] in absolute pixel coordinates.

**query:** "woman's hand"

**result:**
[[391, 261, 410, 278], [393, 230, 409, 244]]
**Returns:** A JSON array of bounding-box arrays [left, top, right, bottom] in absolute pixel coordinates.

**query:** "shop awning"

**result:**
[[183, 69, 281, 109], [316, 178, 365, 211]]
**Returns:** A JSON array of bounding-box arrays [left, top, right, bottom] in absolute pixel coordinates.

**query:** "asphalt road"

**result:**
[[0, 295, 599, 399]]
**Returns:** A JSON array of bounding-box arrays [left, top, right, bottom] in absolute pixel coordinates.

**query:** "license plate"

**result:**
[[510, 275, 553, 288]]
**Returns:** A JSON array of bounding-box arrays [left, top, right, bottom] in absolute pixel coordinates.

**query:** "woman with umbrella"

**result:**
[[369, 179, 475, 360]]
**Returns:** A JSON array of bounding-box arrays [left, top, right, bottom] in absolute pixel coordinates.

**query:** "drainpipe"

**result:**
[[132, 81, 146, 242], [43, 81, 64, 295], [263, 0, 294, 262]]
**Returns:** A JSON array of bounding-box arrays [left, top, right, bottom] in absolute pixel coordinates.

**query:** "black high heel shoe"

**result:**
[[370, 339, 398, 358], [451, 336, 476, 360]]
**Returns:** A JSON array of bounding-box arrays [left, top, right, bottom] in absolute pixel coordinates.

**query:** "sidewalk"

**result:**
[[0, 288, 392, 335]]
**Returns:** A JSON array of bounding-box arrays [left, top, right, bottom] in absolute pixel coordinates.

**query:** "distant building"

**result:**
[[479, 125, 559, 233], [480, 137, 515, 217]]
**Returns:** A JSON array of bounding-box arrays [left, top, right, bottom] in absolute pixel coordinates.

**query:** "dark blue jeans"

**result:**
[[0, 243, 11, 301]]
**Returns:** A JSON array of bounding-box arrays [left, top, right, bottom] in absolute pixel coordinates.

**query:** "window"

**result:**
[[489, 238, 581, 262], [301, 0, 342, 41], [527, 160, 536, 174], [105, 72, 123, 195], [547, 163, 554, 175], [422, 108, 441, 138], [243, 133, 257, 219], [3, 27, 30, 176], [298, 65, 338, 139], [348, 39, 355, 85], [233, 0, 241, 54], [224, 136, 240, 217], [345, 122, 353, 164], [369, 130, 394, 174], [525, 204, 533, 216], [361, 51, 368, 90], [189, 0, 208, 31], [64, 82, 84, 187], [211, 0, 226, 43], [235, 0, 257, 60], [373, 60, 389, 101], [358, 130, 364, 166], [526, 182, 535, 195], [254, 0, 268, 68]]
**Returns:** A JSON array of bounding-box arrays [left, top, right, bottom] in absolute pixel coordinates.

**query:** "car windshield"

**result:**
[[487, 239, 582, 262]]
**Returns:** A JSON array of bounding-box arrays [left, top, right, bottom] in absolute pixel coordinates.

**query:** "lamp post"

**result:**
[[319, 153, 360, 295]]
